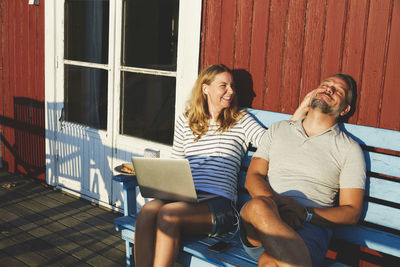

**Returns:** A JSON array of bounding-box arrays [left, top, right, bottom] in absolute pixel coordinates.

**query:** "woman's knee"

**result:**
[[136, 200, 164, 226], [156, 205, 183, 232]]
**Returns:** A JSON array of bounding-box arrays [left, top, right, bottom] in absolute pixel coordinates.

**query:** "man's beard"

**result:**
[[310, 97, 343, 116]]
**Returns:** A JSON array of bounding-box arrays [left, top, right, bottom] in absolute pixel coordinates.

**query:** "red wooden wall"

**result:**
[[0, 0, 45, 180], [200, 0, 400, 131]]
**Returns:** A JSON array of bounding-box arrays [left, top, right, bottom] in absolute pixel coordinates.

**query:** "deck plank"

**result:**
[[0, 218, 83, 266], [0, 171, 125, 266]]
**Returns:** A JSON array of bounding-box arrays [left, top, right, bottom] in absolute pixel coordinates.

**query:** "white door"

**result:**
[[46, 0, 202, 207], [111, 0, 202, 209], [54, 0, 116, 205]]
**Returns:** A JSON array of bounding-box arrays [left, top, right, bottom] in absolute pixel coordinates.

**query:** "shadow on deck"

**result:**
[[0, 169, 125, 266]]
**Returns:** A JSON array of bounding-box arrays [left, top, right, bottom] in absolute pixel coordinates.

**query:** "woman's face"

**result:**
[[203, 72, 235, 117]]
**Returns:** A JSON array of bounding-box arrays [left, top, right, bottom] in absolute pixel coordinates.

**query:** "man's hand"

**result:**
[[272, 195, 306, 230]]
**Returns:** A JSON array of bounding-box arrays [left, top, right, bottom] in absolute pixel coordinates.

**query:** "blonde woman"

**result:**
[[134, 64, 308, 266]]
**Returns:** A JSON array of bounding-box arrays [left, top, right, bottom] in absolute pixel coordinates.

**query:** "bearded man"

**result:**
[[240, 74, 366, 267]]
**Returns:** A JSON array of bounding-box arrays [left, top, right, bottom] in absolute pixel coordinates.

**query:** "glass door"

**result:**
[[56, 0, 115, 204], [48, 0, 202, 207]]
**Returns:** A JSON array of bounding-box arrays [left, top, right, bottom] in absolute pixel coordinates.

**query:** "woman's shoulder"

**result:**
[[177, 112, 188, 121], [236, 108, 249, 119], [236, 109, 258, 124], [175, 113, 189, 128]]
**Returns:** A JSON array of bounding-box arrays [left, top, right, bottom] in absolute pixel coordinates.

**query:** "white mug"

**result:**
[[144, 148, 160, 158]]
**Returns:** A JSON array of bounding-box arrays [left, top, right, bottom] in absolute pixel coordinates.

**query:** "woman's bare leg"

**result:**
[[153, 201, 212, 267], [134, 199, 165, 267]]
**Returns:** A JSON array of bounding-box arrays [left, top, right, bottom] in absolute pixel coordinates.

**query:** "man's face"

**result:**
[[311, 76, 350, 117]]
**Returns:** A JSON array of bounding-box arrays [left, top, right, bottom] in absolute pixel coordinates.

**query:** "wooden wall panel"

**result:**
[[249, 0, 270, 109], [219, 0, 237, 68], [320, 0, 346, 78], [263, 0, 290, 111], [2, 0, 15, 174], [233, 0, 255, 108], [234, 0, 253, 69], [341, 0, 369, 124], [358, 0, 392, 127], [201, 0, 222, 67], [200, 0, 400, 131], [0, 0, 45, 180], [380, 0, 400, 130], [280, 0, 306, 114], [299, 0, 325, 101]]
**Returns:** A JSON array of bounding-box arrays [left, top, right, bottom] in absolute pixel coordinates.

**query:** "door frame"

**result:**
[[45, 0, 202, 206]]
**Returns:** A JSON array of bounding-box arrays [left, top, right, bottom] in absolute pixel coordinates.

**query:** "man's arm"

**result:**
[[273, 188, 364, 228], [245, 159, 364, 228], [309, 188, 364, 227], [244, 157, 275, 198]]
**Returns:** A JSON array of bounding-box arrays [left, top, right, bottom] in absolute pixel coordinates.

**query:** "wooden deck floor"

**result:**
[[0, 170, 126, 266]]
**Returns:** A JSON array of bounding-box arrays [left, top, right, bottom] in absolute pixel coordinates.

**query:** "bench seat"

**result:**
[[113, 109, 400, 266]]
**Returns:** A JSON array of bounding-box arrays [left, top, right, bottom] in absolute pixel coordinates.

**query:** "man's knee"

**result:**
[[259, 252, 279, 267], [242, 196, 278, 221]]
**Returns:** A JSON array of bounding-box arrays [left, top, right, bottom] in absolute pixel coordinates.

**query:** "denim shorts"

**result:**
[[205, 195, 238, 237], [240, 221, 333, 266]]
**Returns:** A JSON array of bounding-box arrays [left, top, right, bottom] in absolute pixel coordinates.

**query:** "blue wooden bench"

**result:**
[[113, 109, 400, 266]]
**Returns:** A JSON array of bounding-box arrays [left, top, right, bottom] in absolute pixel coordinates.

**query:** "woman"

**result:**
[[134, 64, 308, 266]]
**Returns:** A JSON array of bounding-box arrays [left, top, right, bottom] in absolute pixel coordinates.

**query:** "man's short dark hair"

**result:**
[[332, 73, 357, 121], [333, 73, 357, 106]]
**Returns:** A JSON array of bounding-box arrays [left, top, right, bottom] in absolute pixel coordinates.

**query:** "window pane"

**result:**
[[120, 72, 175, 144], [64, 0, 109, 64], [122, 0, 179, 71], [64, 65, 108, 130]]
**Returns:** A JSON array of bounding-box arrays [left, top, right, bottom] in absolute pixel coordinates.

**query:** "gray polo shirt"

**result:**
[[254, 119, 366, 208]]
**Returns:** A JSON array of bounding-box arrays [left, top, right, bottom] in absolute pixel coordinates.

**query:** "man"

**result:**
[[240, 74, 366, 267]]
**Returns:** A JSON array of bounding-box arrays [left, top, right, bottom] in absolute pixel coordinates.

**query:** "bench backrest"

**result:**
[[238, 109, 400, 258]]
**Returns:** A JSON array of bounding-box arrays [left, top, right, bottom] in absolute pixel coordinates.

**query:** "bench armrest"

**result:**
[[113, 174, 138, 216]]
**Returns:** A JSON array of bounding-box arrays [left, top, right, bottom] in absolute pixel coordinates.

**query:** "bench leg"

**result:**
[[125, 240, 134, 267]]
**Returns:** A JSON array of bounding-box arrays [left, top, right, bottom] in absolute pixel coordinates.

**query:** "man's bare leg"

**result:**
[[241, 197, 312, 267]]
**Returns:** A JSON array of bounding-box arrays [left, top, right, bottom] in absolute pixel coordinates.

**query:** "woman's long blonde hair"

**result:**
[[185, 64, 243, 141]]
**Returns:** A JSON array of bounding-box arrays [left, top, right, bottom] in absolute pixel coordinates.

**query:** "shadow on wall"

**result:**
[[233, 69, 256, 108], [45, 101, 143, 208], [0, 97, 45, 180]]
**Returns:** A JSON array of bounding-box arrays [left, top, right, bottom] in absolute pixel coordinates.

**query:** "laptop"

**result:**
[[131, 157, 217, 203]]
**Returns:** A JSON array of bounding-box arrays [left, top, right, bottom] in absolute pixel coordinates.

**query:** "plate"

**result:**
[[114, 163, 135, 176]]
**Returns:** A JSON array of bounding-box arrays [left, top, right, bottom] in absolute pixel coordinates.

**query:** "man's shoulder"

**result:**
[[335, 126, 360, 145], [334, 127, 364, 154]]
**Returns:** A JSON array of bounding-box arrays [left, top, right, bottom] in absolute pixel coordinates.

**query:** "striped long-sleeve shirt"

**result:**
[[172, 110, 266, 202]]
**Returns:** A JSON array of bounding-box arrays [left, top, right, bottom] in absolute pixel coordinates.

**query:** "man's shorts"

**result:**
[[240, 221, 333, 266], [205, 195, 238, 237]]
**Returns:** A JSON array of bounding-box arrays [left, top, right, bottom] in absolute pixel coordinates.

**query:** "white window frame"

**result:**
[[112, 0, 202, 158], [45, 1, 202, 185]]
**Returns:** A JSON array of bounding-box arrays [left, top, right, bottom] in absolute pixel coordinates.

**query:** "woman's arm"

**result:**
[[290, 89, 317, 121], [171, 115, 186, 158]]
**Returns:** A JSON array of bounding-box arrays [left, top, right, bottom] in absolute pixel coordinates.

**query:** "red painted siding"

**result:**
[[0, 0, 45, 180], [201, 0, 400, 131]]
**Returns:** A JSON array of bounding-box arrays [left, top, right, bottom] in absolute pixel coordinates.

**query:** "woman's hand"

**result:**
[[291, 89, 317, 121]]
